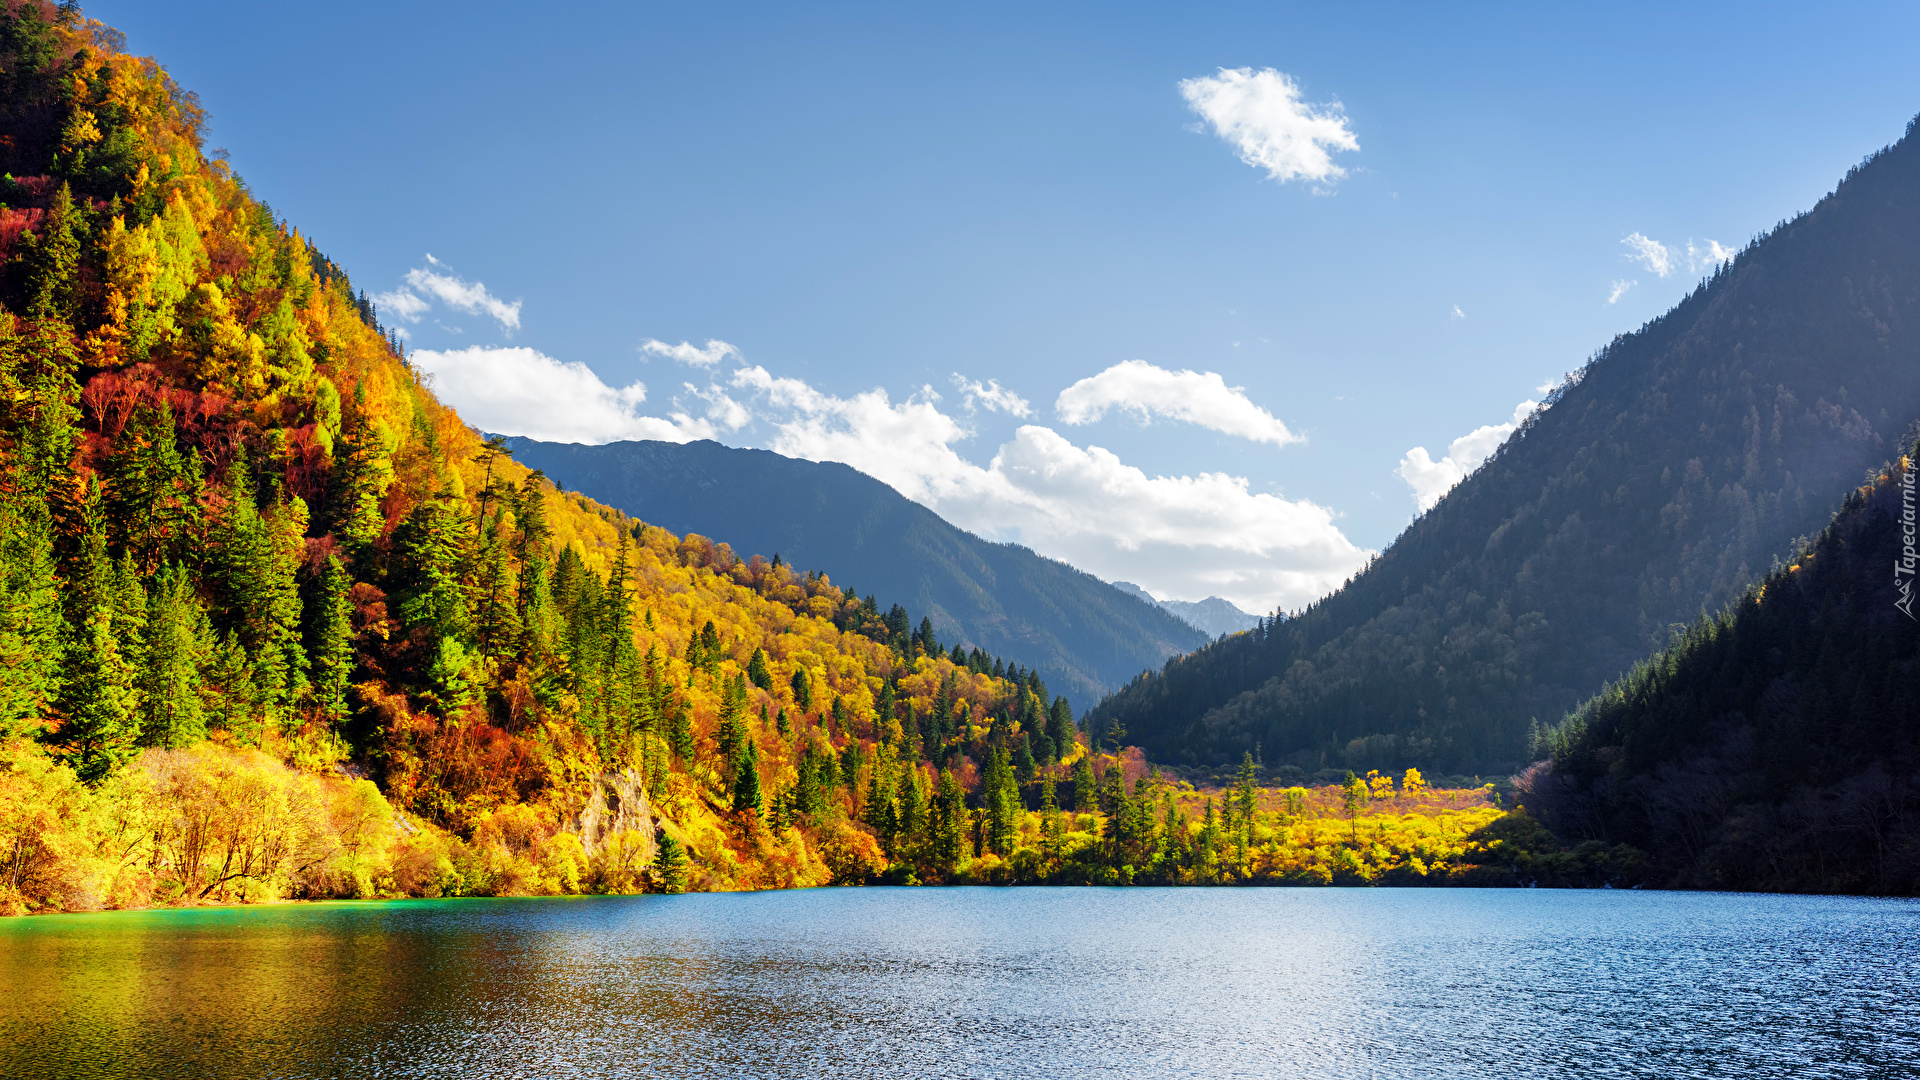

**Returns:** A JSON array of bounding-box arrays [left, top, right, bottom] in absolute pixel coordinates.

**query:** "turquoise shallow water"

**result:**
[[1, 887, 1915, 1078]]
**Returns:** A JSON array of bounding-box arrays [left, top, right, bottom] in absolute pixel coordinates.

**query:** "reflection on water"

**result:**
[[2, 888, 1915, 1078]]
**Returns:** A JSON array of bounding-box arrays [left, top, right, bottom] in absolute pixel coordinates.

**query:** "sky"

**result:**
[[95, 0, 1920, 616]]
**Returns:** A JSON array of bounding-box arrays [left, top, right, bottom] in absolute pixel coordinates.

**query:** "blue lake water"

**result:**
[[2, 887, 1915, 1078]]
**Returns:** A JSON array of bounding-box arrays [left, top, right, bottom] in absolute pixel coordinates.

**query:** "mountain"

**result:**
[[1526, 443, 1920, 894], [1085, 114, 1920, 775], [0, 2, 1068, 910], [501, 437, 1209, 710], [1111, 581, 1262, 638]]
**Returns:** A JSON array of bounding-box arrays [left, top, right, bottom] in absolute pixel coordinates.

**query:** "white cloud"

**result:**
[[1179, 67, 1359, 185], [1608, 279, 1637, 304], [1685, 238, 1735, 271], [376, 255, 523, 331], [640, 338, 741, 367], [1450, 305, 1466, 321], [1054, 359, 1301, 446], [681, 380, 752, 431], [1396, 399, 1541, 511], [951, 374, 1033, 418], [412, 345, 714, 444], [1621, 232, 1673, 278], [374, 289, 430, 323], [730, 366, 1367, 613]]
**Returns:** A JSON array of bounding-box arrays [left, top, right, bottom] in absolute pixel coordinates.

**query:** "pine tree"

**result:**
[[1072, 752, 1098, 815], [652, 829, 688, 894], [98, 401, 200, 571], [139, 562, 211, 748], [789, 665, 811, 712], [746, 646, 771, 691], [387, 494, 472, 710], [716, 671, 747, 769], [985, 744, 1018, 856], [49, 511, 141, 781], [732, 735, 762, 817], [301, 554, 354, 725], [26, 181, 81, 324], [863, 747, 899, 851], [0, 491, 64, 738], [209, 465, 309, 727]]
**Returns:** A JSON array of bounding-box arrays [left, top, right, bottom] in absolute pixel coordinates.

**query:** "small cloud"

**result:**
[[1621, 232, 1673, 278], [1178, 67, 1359, 185], [1608, 279, 1637, 305], [1055, 359, 1301, 447], [1450, 305, 1466, 321], [1397, 398, 1542, 511], [374, 288, 430, 324], [950, 374, 1033, 418], [402, 256, 522, 330], [681, 380, 752, 431], [640, 338, 741, 367], [1685, 238, 1736, 272]]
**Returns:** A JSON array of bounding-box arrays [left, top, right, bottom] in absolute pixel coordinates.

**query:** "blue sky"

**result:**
[[97, 0, 1920, 614]]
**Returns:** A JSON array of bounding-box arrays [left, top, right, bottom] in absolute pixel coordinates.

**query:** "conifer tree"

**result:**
[[789, 665, 811, 712], [716, 671, 746, 769], [652, 829, 688, 894], [301, 554, 353, 725], [0, 492, 64, 738], [26, 182, 81, 324], [984, 744, 1018, 856], [1072, 752, 1098, 815], [732, 735, 762, 817], [49, 512, 141, 781], [746, 646, 771, 691], [140, 562, 211, 748]]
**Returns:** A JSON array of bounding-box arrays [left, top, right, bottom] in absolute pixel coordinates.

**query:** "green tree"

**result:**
[[746, 646, 771, 691], [652, 829, 688, 894], [301, 554, 354, 725], [732, 735, 762, 816], [139, 562, 211, 748], [25, 181, 81, 324], [386, 495, 472, 710], [209, 467, 309, 726], [789, 665, 812, 712], [931, 768, 966, 868], [48, 513, 141, 781], [1071, 752, 1098, 815], [0, 493, 64, 738]]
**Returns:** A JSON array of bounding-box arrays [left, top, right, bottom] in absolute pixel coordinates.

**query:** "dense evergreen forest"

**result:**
[[504, 436, 1209, 709], [0, 2, 1573, 912], [1086, 115, 1920, 776], [1526, 443, 1920, 894]]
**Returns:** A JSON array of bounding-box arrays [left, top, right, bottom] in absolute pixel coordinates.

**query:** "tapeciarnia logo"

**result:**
[[1898, 454, 1917, 621]]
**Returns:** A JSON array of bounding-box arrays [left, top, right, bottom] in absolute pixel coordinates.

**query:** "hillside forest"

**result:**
[[1086, 116, 1920, 779], [0, 2, 1580, 914], [1527, 443, 1920, 894]]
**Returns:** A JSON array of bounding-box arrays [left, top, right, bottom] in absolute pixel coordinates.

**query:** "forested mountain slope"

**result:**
[[1087, 114, 1920, 774], [1527, 444, 1920, 894], [0, 1, 1077, 910], [503, 437, 1208, 708]]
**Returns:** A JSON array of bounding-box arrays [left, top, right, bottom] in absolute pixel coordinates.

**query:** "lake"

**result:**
[[2, 888, 1915, 1078]]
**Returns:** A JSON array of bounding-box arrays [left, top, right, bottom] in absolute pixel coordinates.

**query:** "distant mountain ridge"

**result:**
[[501, 437, 1209, 709], [1085, 114, 1920, 774], [1110, 582, 1261, 638]]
